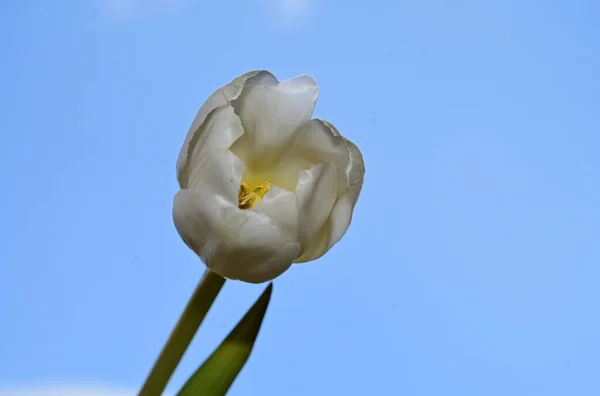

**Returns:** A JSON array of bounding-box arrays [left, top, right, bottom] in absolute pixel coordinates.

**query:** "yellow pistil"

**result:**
[[238, 181, 271, 209]]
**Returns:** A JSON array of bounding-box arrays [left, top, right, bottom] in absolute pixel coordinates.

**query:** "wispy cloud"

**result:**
[[0, 383, 144, 396], [264, 0, 315, 27]]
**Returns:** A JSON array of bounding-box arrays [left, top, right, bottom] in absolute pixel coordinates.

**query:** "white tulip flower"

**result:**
[[173, 71, 364, 283]]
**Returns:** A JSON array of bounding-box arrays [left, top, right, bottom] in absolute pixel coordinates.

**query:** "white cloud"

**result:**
[[0, 383, 137, 396], [264, 0, 315, 26]]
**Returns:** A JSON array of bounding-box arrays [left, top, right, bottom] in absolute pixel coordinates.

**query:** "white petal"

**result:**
[[252, 186, 299, 243], [294, 123, 365, 263], [295, 191, 354, 262], [179, 105, 245, 190], [295, 162, 338, 256], [328, 191, 356, 246], [173, 188, 300, 283], [344, 137, 365, 204], [173, 150, 244, 256], [177, 70, 263, 188], [268, 119, 352, 192], [174, 150, 301, 283], [305, 120, 364, 202], [190, 149, 245, 204], [230, 72, 319, 170], [210, 206, 301, 283]]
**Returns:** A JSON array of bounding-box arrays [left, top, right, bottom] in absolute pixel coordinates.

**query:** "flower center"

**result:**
[[238, 181, 271, 209]]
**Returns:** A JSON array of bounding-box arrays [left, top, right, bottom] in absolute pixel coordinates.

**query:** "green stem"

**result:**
[[139, 269, 226, 396]]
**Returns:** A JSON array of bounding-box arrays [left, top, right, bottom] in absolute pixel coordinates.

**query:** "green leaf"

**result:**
[[177, 283, 273, 396]]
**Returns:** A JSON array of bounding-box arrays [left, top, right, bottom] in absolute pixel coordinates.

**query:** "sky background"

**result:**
[[1, 0, 599, 395]]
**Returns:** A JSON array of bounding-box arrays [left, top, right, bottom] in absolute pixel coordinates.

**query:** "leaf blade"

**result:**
[[177, 283, 273, 396]]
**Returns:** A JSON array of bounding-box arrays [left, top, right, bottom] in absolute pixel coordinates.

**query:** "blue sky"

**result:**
[[1, 0, 599, 395]]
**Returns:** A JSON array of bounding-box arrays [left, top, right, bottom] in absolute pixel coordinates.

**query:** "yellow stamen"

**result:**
[[238, 181, 271, 209]]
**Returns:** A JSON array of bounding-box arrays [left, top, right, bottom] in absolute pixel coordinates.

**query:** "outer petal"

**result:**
[[295, 191, 353, 263], [184, 106, 246, 191], [173, 151, 301, 283], [269, 119, 353, 192], [174, 189, 300, 283], [230, 71, 319, 170], [295, 123, 365, 263], [252, 186, 299, 243], [295, 162, 338, 256], [177, 70, 262, 188], [327, 121, 365, 204]]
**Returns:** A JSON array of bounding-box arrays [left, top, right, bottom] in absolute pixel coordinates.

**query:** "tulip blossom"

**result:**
[[173, 71, 364, 283]]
